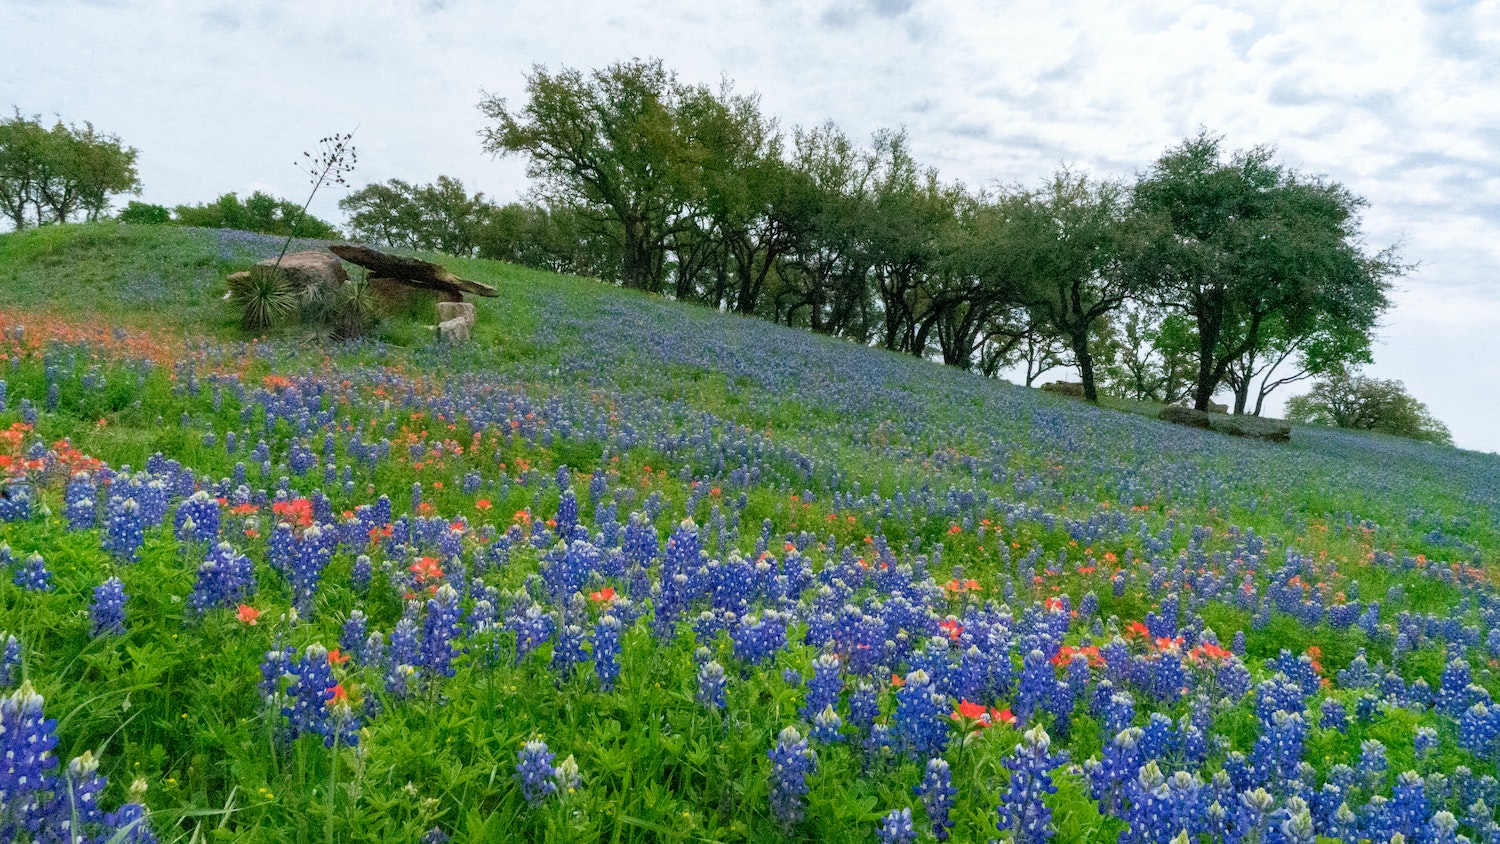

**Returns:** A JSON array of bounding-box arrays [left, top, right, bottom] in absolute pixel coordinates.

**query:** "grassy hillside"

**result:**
[[1, 223, 1498, 843]]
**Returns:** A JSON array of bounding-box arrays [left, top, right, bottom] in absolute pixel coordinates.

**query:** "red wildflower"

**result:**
[[236, 604, 261, 625]]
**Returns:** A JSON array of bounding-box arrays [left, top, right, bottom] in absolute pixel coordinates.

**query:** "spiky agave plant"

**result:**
[[330, 275, 380, 339], [228, 265, 296, 330]]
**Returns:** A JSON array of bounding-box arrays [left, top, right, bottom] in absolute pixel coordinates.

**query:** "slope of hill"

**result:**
[[1, 223, 1498, 842]]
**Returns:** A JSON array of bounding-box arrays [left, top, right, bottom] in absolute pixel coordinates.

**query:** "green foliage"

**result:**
[[1128, 129, 1400, 411], [227, 264, 297, 330], [172, 191, 340, 239], [1287, 369, 1453, 445], [0, 109, 141, 228], [116, 200, 170, 225], [340, 176, 491, 256]]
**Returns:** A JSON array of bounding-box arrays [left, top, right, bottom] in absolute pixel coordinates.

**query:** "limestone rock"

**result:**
[[437, 317, 470, 344], [1158, 406, 1291, 443], [436, 301, 475, 326], [1040, 381, 1086, 397], [328, 244, 497, 298], [256, 250, 347, 299], [1158, 405, 1214, 430]]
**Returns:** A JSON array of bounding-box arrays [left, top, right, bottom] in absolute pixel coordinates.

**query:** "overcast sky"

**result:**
[[5, 0, 1498, 452]]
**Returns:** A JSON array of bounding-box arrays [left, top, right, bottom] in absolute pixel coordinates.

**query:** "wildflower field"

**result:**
[[3, 224, 1500, 843]]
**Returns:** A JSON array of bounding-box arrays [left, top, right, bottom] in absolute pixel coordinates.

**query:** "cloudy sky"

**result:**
[[5, 0, 1498, 451]]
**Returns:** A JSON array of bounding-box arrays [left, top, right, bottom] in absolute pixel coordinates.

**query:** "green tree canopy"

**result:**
[[172, 191, 339, 239], [1286, 370, 1452, 445], [341, 176, 493, 256], [480, 58, 732, 292], [0, 111, 140, 228], [1129, 130, 1399, 411]]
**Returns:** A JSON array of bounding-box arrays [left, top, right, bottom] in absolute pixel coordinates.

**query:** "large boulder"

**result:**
[[1211, 413, 1292, 443], [1158, 406, 1291, 443], [257, 251, 348, 299], [1159, 405, 1213, 430], [1040, 381, 1087, 397]]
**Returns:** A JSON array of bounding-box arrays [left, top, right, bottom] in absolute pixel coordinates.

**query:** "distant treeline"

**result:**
[[342, 58, 1402, 414], [119, 192, 340, 240]]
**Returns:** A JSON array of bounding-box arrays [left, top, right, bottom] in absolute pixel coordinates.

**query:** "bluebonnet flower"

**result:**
[[103, 497, 146, 561], [997, 724, 1065, 844], [0, 680, 58, 838], [811, 704, 843, 743], [1415, 725, 1439, 758], [285, 643, 338, 745], [340, 611, 369, 665], [516, 738, 558, 806], [1087, 727, 1143, 813], [1319, 698, 1348, 732], [551, 622, 587, 680], [894, 670, 948, 761], [64, 472, 97, 530], [422, 584, 463, 678], [917, 757, 956, 841], [1360, 738, 1388, 784], [1391, 769, 1428, 839], [768, 726, 816, 828], [91, 577, 127, 636], [593, 614, 622, 691], [0, 632, 20, 688], [553, 753, 582, 798], [1426, 809, 1460, 844], [510, 603, 554, 664], [1437, 657, 1476, 716], [13, 552, 53, 591], [187, 542, 257, 616], [351, 554, 372, 593], [174, 490, 221, 543], [1015, 648, 1054, 723], [60, 750, 109, 835], [802, 653, 842, 722], [288, 524, 337, 616], [696, 660, 728, 710], [385, 616, 420, 697], [732, 610, 788, 666], [877, 807, 916, 844], [849, 681, 880, 732]]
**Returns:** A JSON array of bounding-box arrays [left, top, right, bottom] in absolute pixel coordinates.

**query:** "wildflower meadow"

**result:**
[[2, 224, 1500, 842]]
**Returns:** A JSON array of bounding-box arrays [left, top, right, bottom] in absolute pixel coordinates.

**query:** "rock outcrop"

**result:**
[[1159, 406, 1291, 443]]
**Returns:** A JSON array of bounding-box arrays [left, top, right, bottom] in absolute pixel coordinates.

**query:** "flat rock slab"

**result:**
[[1159, 406, 1291, 443], [329, 244, 497, 298]]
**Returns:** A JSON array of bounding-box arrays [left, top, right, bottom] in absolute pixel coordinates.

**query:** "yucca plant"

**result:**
[[228, 265, 296, 330], [329, 275, 380, 339]]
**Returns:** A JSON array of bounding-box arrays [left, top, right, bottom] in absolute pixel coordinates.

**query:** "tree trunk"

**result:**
[[621, 224, 651, 290], [1232, 379, 1251, 415], [1071, 329, 1099, 403]]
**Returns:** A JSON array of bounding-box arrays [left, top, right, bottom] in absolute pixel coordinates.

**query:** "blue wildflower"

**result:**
[[697, 660, 728, 710], [91, 577, 127, 636], [997, 724, 1066, 844], [877, 807, 916, 844], [768, 726, 816, 828], [516, 738, 558, 806], [916, 757, 956, 841]]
